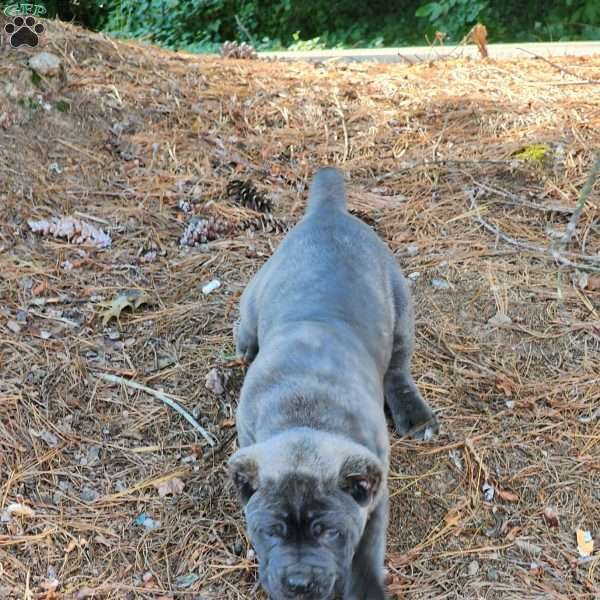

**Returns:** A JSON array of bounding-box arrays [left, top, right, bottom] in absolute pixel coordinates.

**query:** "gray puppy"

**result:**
[[229, 168, 438, 600]]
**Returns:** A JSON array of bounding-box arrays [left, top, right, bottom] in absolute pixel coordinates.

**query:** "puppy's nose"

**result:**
[[285, 569, 313, 594]]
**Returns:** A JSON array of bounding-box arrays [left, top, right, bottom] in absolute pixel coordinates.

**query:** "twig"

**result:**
[[474, 182, 574, 214], [334, 96, 349, 163], [554, 152, 600, 254], [378, 158, 517, 180], [518, 48, 600, 84], [94, 372, 216, 446], [467, 190, 600, 272]]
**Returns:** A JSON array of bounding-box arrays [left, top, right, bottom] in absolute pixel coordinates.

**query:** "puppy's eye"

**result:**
[[265, 523, 286, 538], [312, 523, 340, 540]]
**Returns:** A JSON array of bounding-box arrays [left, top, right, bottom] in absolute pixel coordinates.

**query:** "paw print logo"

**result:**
[[4, 16, 45, 48]]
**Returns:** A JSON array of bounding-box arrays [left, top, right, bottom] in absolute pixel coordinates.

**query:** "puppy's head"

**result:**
[[229, 433, 384, 600]]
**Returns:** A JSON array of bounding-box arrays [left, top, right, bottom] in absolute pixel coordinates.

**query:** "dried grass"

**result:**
[[1, 19, 599, 600]]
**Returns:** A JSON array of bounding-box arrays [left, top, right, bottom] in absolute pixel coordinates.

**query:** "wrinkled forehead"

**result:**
[[257, 472, 335, 518]]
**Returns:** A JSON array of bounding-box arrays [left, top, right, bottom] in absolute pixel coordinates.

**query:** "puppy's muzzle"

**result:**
[[279, 565, 333, 599]]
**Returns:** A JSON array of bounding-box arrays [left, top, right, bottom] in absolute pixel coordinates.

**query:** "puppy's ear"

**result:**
[[338, 454, 383, 507], [228, 449, 259, 505]]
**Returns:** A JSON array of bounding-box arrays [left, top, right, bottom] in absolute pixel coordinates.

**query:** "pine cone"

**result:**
[[239, 213, 288, 234], [180, 216, 231, 246], [220, 41, 258, 60], [226, 179, 272, 213]]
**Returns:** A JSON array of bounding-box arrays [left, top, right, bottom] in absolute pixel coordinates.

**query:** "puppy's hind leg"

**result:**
[[384, 277, 439, 439]]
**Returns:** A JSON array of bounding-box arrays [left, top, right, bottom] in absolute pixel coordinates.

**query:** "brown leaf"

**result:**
[[221, 418, 235, 428], [156, 476, 185, 498], [584, 275, 600, 290], [32, 281, 49, 296], [495, 375, 515, 397], [444, 508, 461, 527], [543, 506, 559, 528], [99, 289, 150, 326], [470, 23, 488, 58], [498, 488, 519, 503], [75, 587, 96, 600]]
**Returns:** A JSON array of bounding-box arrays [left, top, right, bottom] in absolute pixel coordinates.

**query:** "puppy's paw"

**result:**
[[408, 412, 440, 440], [392, 402, 439, 440]]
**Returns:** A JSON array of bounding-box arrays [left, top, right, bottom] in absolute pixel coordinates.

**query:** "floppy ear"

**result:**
[[228, 449, 259, 505], [338, 454, 383, 507]]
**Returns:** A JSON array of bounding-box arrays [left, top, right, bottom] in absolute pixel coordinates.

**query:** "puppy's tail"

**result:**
[[306, 167, 347, 214]]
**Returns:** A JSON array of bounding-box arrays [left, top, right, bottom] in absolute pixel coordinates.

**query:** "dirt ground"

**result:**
[[1, 19, 600, 600]]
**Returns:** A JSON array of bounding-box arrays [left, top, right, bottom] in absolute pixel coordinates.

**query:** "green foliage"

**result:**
[[416, 0, 488, 41], [56, 0, 600, 51]]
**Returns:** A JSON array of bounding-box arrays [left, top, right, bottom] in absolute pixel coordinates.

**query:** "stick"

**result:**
[[518, 48, 600, 84], [474, 182, 573, 214], [467, 190, 600, 272], [554, 152, 600, 254], [94, 372, 216, 446]]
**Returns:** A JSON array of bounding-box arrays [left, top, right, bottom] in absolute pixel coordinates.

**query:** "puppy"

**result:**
[[229, 168, 438, 600]]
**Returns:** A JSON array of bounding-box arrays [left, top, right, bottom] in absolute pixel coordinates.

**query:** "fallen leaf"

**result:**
[[99, 289, 150, 326], [65, 539, 77, 553], [205, 367, 228, 395], [32, 281, 49, 296], [470, 23, 488, 58], [156, 477, 185, 498], [495, 375, 515, 397], [543, 507, 559, 528], [75, 587, 96, 600], [30, 428, 59, 447], [221, 418, 235, 428], [1, 502, 36, 521], [576, 529, 594, 557], [6, 319, 21, 333], [444, 507, 461, 527], [584, 275, 600, 290], [515, 539, 542, 556], [498, 488, 519, 503]]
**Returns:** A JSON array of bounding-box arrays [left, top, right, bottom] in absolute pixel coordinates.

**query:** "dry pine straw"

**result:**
[[1, 19, 600, 600]]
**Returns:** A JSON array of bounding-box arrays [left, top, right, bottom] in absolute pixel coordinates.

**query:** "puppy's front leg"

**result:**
[[344, 494, 388, 600]]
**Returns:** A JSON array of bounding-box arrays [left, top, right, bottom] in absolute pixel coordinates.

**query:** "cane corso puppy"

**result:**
[[229, 167, 438, 600]]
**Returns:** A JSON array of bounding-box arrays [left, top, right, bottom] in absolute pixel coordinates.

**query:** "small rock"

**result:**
[[205, 367, 227, 395], [201, 279, 221, 295], [80, 487, 99, 503], [407, 272, 420, 281], [488, 311, 512, 327], [175, 573, 199, 589], [28, 52, 61, 77], [6, 319, 21, 333], [486, 567, 498, 581], [30, 428, 58, 448], [468, 560, 479, 576], [482, 482, 495, 502], [431, 278, 450, 290]]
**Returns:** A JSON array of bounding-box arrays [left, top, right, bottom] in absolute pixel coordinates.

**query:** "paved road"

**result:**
[[260, 41, 600, 63]]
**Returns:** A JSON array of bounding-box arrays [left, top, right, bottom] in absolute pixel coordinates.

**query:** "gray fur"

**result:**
[[230, 167, 438, 600]]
